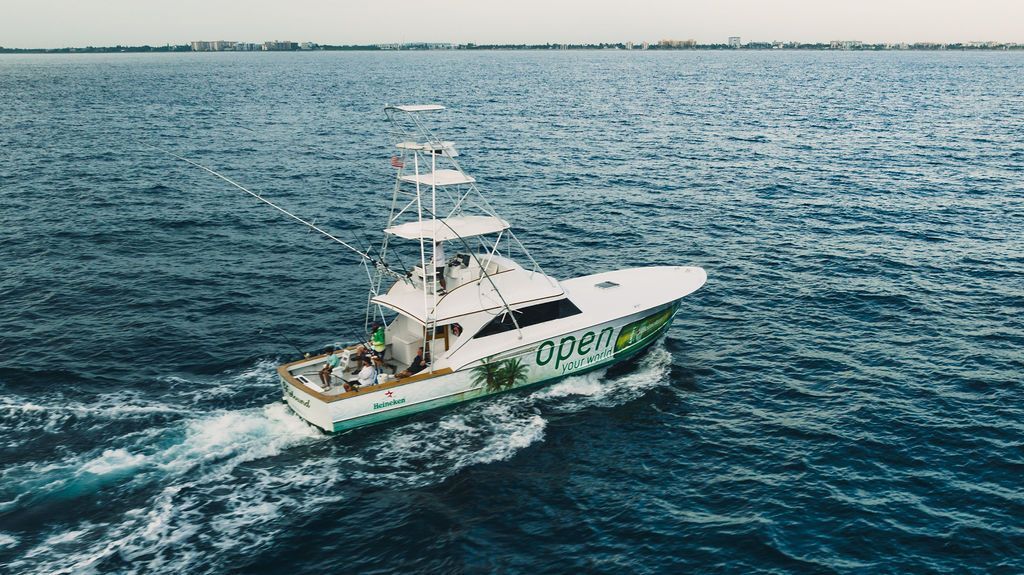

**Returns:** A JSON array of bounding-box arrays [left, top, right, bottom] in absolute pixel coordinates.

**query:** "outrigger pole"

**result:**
[[146, 144, 398, 275]]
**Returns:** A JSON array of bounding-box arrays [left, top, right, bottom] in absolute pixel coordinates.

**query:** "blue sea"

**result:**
[[1, 50, 1022, 574]]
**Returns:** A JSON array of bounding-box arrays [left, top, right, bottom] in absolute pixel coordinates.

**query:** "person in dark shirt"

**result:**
[[396, 347, 427, 379]]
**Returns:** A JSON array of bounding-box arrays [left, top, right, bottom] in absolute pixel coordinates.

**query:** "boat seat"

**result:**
[[298, 374, 328, 393]]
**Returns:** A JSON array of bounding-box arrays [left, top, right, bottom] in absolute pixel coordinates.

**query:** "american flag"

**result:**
[[390, 156, 404, 168]]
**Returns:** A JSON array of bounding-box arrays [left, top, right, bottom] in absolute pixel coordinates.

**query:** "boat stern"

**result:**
[[277, 360, 335, 432]]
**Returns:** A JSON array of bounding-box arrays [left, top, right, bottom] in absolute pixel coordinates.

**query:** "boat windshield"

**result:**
[[474, 298, 582, 338]]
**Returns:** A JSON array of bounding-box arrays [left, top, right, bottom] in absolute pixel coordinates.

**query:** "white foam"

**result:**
[[6, 348, 675, 574], [472, 409, 546, 465], [533, 368, 609, 399], [11, 403, 324, 575], [534, 345, 674, 411], [344, 397, 549, 489], [157, 403, 321, 471], [44, 529, 88, 545], [81, 449, 148, 476], [0, 393, 185, 438], [232, 359, 281, 384], [0, 403, 322, 527], [0, 532, 18, 548], [0, 394, 183, 418], [155, 359, 283, 405], [0, 359, 284, 440], [44, 488, 187, 575]]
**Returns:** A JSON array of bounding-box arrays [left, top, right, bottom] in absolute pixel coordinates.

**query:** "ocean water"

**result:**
[[1, 50, 1022, 574]]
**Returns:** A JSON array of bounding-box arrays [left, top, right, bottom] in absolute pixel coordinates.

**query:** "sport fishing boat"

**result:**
[[273, 105, 707, 432]]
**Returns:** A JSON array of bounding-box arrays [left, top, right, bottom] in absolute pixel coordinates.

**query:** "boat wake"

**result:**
[[533, 345, 673, 410], [2, 344, 673, 574]]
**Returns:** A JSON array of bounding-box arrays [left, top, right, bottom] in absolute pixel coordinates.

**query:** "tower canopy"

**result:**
[[386, 104, 446, 113], [384, 215, 510, 241]]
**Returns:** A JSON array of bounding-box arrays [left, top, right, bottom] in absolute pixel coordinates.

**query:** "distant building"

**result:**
[[192, 41, 241, 51], [658, 39, 696, 48], [728, 36, 741, 48], [409, 42, 455, 50], [625, 41, 634, 50], [641, 41, 649, 50], [262, 40, 297, 51], [300, 42, 317, 50], [830, 40, 863, 50], [376, 42, 454, 50]]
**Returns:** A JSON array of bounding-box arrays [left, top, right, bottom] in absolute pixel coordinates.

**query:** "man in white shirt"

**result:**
[[345, 357, 377, 392], [433, 240, 447, 292]]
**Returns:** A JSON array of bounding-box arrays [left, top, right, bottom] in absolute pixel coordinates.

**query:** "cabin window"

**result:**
[[474, 299, 582, 338]]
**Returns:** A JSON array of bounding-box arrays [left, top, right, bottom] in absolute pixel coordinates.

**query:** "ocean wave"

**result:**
[[5, 344, 675, 574]]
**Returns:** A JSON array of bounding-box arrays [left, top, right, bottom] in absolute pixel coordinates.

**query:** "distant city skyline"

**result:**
[[2, 0, 1023, 49]]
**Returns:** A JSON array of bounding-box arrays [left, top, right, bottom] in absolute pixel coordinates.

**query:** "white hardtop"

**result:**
[[371, 256, 564, 325], [384, 215, 510, 241], [396, 141, 457, 154], [399, 169, 475, 187], [387, 104, 446, 113]]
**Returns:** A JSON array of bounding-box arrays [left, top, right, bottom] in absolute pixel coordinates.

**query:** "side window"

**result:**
[[474, 299, 582, 338]]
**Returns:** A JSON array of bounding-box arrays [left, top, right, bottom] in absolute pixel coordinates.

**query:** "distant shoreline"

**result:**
[[2, 42, 1022, 54]]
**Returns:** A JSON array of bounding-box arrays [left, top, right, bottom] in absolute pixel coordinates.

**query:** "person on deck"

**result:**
[[345, 357, 377, 392], [319, 347, 341, 390], [358, 357, 378, 387], [352, 344, 369, 360], [433, 240, 447, 292], [370, 322, 386, 356], [396, 347, 427, 379]]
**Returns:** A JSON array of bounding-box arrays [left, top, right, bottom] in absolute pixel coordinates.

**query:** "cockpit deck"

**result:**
[[278, 347, 453, 403]]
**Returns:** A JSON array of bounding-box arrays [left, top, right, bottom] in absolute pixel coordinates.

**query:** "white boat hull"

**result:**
[[280, 299, 683, 432]]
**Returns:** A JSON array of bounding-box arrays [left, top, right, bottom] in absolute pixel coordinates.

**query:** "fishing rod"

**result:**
[[145, 143, 374, 260], [357, 227, 411, 279], [146, 144, 409, 289], [256, 326, 309, 359], [222, 122, 413, 280]]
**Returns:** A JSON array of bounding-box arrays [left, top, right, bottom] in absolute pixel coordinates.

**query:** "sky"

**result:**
[[1, 0, 1022, 48]]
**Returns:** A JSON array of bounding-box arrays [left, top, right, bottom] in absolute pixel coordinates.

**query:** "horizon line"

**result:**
[[3, 39, 1024, 53]]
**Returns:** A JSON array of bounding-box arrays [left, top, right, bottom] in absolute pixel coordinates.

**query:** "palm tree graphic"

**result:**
[[472, 357, 530, 393], [496, 358, 529, 391]]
